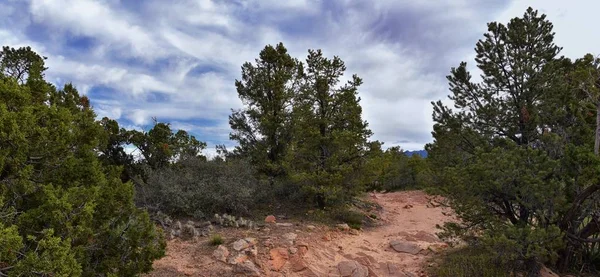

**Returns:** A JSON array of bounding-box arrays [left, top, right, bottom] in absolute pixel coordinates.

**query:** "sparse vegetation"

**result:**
[[209, 234, 224, 246]]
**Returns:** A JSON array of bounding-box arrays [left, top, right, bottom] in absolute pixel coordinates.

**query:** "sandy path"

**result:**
[[299, 190, 455, 276], [146, 190, 455, 277]]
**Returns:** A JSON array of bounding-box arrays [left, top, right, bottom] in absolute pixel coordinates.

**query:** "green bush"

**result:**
[[431, 247, 512, 277], [332, 208, 363, 230], [136, 158, 266, 218], [0, 46, 164, 276], [209, 234, 224, 246]]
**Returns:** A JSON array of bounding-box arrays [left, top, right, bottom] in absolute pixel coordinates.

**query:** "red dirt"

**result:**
[[144, 190, 456, 277]]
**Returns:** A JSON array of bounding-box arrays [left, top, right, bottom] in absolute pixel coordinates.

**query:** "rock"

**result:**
[[289, 247, 298, 254], [290, 256, 308, 272], [349, 229, 360, 235], [228, 253, 249, 265], [174, 220, 182, 230], [232, 239, 251, 251], [245, 245, 258, 257], [276, 223, 294, 227], [212, 245, 229, 262], [306, 225, 316, 230], [414, 231, 439, 243], [265, 215, 276, 223], [269, 247, 289, 271], [233, 260, 261, 276], [390, 240, 421, 254], [297, 243, 309, 256], [336, 223, 350, 231], [283, 232, 298, 241], [337, 260, 369, 277]]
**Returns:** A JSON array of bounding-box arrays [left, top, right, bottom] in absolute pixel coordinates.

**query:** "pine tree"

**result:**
[[229, 43, 303, 177], [288, 49, 372, 207]]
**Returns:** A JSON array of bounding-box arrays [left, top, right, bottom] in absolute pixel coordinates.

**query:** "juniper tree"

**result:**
[[0, 46, 164, 276]]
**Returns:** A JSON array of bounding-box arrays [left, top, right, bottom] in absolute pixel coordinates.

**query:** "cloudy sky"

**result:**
[[1, 0, 598, 155]]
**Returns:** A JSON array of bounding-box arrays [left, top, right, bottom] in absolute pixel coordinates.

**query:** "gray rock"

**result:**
[[276, 223, 294, 227], [389, 240, 421, 254], [306, 225, 316, 230], [232, 238, 250, 251], [212, 245, 229, 262], [336, 223, 350, 231], [283, 232, 298, 241], [233, 260, 261, 276]]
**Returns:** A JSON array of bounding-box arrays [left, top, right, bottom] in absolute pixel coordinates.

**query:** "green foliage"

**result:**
[[136, 158, 265, 218], [230, 43, 373, 208], [431, 246, 513, 277], [428, 7, 599, 273], [332, 209, 363, 230], [287, 49, 372, 207], [361, 144, 432, 191], [0, 46, 164, 276], [229, 43, 303, 177], [209, 234, 224, 246], [128, 120, 206, 170]]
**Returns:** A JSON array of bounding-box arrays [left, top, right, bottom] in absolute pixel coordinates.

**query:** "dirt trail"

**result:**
[[146, 190, 455, 277]]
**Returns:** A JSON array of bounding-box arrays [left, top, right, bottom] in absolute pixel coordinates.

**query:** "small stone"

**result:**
[[306, 225, 316, 230], [283, 232, 298, 241], [336, 223, 350, 231], [228, 253, 248, 265], [390, 240, 421, 254], [233, 239, 251, 251], [289, 247, 298, 254], [233, 260, 261, 276], [276, 223, 294, 227], [245, 237, 258, 245], [265, 215, 276, 223], [212, 245, 229, 262], [349, 229, 360, 235]]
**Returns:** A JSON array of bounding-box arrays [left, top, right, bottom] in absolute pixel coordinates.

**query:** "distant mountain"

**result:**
[[404, 150, 428, 158]]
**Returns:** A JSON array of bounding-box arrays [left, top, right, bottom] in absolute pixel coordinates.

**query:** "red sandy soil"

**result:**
[[144, 190, 456, 277]]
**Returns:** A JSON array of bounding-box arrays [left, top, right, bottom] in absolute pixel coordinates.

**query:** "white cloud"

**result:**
[[2, 0, 595, 152]]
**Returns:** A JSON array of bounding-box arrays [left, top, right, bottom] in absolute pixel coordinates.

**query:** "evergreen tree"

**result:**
[[428, 8, 599, 273], [289, 49, 372, 207], [229, 43, 303, 177], [0, 46, 164, 276]]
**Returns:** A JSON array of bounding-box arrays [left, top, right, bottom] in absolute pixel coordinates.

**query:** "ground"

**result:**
[[144, 190, 456, 277]]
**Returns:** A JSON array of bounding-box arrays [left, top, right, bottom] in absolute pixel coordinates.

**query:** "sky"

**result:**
[[0, 0, 598, 156]]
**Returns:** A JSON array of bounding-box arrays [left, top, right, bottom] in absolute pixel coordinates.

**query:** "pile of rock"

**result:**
[[212, 237, 261, 276], [213, 213, 256, 229], [168, 220, 214, 240]]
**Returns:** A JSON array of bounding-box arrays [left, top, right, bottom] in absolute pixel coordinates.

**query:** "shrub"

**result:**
[[332, 208, 363, 230], [0, 46, 164, 276], [135, 158, 266, 218], [431, 246, 512, 277], [209, 234, 224, 246]]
